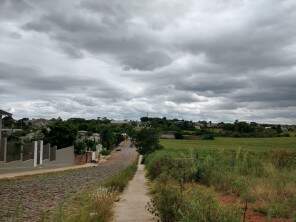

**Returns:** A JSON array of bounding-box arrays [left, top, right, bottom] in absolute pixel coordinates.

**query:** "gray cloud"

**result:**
[[0, 0, 296, 123], [0, 0, 32, 19]]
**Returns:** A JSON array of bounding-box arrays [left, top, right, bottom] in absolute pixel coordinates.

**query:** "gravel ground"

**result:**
[[0, 145, 137, 222]]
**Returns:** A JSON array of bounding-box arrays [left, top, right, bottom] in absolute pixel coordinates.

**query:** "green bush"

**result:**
[[181, 186, 241, 222], [174, 132, 184, 139], [135, 128, 163, 155], [85, 139, 97, 151], [201, 133, 215, 140], [74, 140, 87, 155], [148, 179, 241, 222], [148, 180, 185, 222], [145, 152, 196, 183], [100, 149, 111, 156]]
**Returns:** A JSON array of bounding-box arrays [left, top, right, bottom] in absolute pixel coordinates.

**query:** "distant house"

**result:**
[[77, 130, 88, 140], [0, 109, 13, 144], [207, 121, 218, 128], [30, 118, 48, 127], [111, 120, 130, 125], [91, 133, 101, 143], [281, 126, 288, 132], [194, 123, 202, 129], [160, 131, 176, 139], [1, 128, 22, 136]]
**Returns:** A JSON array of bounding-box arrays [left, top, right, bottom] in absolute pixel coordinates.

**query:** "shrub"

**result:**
[[148, 180, 185, 222], [100, 149, 111, 156], [174, 132, 184, 139], [201, 133, 215, 140], [145, 151, 196, 183], [146, 152, 176, 180], [148, 179, 241, 222], [85, 139, 97, 151], [181, 185, 241, 222], [135, 128, 163, 155], [74, 140, 87, 155]]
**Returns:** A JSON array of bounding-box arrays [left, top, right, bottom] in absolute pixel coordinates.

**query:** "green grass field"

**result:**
[[160, 137, 296, 151], [147, 137, 296, 221]]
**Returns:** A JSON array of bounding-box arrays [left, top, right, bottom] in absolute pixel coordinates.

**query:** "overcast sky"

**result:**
[[0, 0, 296, 123]]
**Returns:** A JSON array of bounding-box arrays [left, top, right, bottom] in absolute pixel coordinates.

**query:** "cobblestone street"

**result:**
[[0, 146, 137, 222]]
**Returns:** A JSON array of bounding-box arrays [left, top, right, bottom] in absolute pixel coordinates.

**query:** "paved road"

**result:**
[[0, 144, 137, 222]]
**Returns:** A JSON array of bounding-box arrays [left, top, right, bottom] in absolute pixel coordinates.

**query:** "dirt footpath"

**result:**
[[0, 146, 137, 222], [113, 155, 156, 222]]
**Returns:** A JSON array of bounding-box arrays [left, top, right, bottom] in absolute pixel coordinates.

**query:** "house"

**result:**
[[30, 118, 48, 127], [111, 120, 130, 125], [160, 131, 176, 139]]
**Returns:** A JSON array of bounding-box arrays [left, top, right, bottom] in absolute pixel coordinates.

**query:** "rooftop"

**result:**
[[0, 110, 12, 117]]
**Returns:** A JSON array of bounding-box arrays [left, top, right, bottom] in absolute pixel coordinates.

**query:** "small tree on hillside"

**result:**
[[135, 128, 162, 155]]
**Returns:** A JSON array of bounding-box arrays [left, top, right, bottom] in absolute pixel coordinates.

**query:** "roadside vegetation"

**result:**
[[47, 161, 137, 222], [145, 140, 296, 221]]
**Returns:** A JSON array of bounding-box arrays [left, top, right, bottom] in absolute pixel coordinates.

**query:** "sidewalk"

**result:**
[[0, 163, 97, 180], [113, 155, 156, 222]]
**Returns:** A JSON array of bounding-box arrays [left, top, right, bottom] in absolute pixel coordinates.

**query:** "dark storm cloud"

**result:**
[[22, 1, 170, 70], [0, 62, 130, 102], [0, 62, 89, 91], [0, 0, 32, 19], [176, 1, 296, 73], [175, 75, 248, 94], [1, 0, 296, 123]]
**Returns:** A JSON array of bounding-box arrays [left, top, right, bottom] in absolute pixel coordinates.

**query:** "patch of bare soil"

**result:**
[[218, 193, 292, 222]]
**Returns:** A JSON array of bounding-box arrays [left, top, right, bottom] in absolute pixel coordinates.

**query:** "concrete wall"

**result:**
[[0, 159, 34, 168], [0, 144, 74, 170], [54, 146, 74, 165]]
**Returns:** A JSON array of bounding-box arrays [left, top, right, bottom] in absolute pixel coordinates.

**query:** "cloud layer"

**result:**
[[0, 0, 296, 123]]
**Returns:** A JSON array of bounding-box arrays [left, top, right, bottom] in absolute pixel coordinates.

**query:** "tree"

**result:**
[[135, 128, 162, 155], [43, 122, 77, 149], [100, 128, 115, 150], [140, 117, 149, 122]]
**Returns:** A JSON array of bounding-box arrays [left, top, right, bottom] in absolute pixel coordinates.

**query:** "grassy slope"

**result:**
[[161, 137, 296, 151]]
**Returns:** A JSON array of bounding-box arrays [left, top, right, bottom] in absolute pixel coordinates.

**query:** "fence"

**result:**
[[0, 138, 57, 167]]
